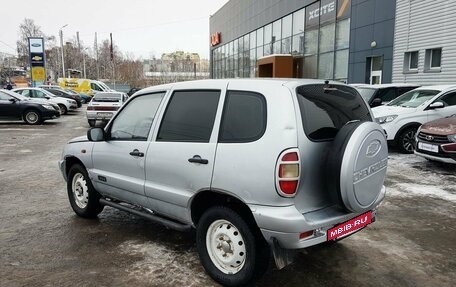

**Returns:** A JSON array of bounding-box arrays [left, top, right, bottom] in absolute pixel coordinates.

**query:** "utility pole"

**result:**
[[59, 24, 68, 78], [77, 31, 82, 77], [95, 32, 99, 79], [110, 33, 116, 89]]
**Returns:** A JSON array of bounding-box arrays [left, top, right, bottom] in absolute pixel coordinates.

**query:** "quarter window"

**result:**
[[219, 91, 267, 143], [157, 90, 220, 142], [110, 92, 165, 141]]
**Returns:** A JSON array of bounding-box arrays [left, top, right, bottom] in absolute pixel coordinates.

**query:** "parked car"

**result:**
[[40, 85, 82, 107], [0, 89, 60, 124], [127, 87, 141, 96], [372, 85, 456, 153], [13, 87, 78, 115], [351, 83, 419, 107], [1, 89, 60, 111], [59, 79, 388, 286], [86, 92, 128, 127], [415, 115, 456, 163], [65, 89, 91, 104]]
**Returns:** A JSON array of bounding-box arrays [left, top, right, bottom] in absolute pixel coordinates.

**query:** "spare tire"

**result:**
[[327, 121, 388, 212]]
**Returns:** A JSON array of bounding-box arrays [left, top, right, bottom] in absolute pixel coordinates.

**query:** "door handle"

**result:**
[[129, 149, 144, 157], [188, 155, 208, 164]]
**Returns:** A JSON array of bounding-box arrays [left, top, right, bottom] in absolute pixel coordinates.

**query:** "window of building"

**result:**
[[283, 14, 292, 39], [292, 33, 304, 55], [257, 27, 264, 47], [337, 0, 351, 20], [425, 48, 442, 71], [233, 39, 239, 55], [403, 51, 419, 73], [318, 52, 334, 79], [264, 24, 272, 45], [334, 49, 349, 80], [319, 23, 335, 53], [157, 90, 220, 142], [304, 29, 319, 56], [110, 93, 165, 141], [219, 91, 267, 143], [335, 19, 350, 50], [282, 37, 292, 54], [292, 8, 305, 35], [303, 55, 318, 78], [250, 31, 256, 50]]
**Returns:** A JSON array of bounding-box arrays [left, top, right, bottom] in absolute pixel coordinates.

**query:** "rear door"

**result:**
[[90, 92, 166, 204], [0, 92, 21, 119], [144, 85, 224, 221]]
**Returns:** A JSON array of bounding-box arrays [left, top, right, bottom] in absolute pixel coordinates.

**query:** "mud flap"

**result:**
[[271, 238, 297, 269]]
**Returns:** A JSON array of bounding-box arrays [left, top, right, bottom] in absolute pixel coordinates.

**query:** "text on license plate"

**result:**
[[327, 211, 372, 241], [97, 112, 112, 117], [418, 142, 438, 153]]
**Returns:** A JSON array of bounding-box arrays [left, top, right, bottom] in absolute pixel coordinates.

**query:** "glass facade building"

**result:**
[[211, 0, 351, 82]]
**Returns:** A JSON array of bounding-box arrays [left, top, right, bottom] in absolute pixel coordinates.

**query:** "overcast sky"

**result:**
[[0, 0, 228, 59]]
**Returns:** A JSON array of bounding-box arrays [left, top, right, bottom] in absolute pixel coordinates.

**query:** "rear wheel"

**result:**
[[58, 104, 68, 115], [23, 110, 42, 125], [196, 206, 270, 287], [397, 127, 417, 154], [67, 164, 104, 218]]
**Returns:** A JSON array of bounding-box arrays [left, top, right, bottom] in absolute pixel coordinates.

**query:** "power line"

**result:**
[[0, 40, 17, 53]]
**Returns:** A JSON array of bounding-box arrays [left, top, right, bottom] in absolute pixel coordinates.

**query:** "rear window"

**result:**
[[93, 93, 122, 102], [296, 84, 372, 141]]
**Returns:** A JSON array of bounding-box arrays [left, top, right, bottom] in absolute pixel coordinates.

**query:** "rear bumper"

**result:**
[[86, 111, 116, 120], [250, 186, 385, 249]]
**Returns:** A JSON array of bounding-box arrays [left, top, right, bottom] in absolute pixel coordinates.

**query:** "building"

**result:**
[[392, 0, 456, 85], [209, 0, 397, 84]]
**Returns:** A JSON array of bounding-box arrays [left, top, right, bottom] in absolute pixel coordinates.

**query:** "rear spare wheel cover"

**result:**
[[339, 122, 388, 212]]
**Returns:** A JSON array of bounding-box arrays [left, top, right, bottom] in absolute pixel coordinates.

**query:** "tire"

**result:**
[[67, 164, 104, 218], [23, 109, 42, 125], [88, 120, 96, 127], [397, 127, 417, 154], [196, 206, 270, 287], [58, 104, 68, 115]]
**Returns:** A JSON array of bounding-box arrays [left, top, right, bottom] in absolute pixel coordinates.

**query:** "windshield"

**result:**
[[100, 82, 111, 91], [92, 93, 121, 102], [355, 87, 377, 102], [387, 89, 439, 108]]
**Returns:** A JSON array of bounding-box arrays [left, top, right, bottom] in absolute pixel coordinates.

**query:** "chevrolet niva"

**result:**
[[59, 79, 388, 286]]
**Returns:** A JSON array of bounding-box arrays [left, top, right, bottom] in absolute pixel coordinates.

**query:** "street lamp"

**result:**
[[59, 24, 68, 78]]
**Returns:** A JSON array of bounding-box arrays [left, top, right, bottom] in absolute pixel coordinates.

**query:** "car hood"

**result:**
[[68, 135, 88, 143], [421, 116, 456, 136], [372, 105, 417, 117]]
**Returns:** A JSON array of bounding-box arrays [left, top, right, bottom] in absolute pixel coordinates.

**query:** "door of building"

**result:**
[[369, 56, 383, 84]]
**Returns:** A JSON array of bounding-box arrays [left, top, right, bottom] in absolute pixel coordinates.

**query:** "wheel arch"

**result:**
[[190, 189, 258, 229], [65, 156, 86, 178], [394, 122, 422, 142]]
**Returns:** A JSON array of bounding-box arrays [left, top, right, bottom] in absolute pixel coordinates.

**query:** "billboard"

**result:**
[[28, 37, 46, 85]]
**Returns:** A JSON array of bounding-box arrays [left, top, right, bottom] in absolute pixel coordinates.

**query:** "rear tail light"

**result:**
[[276, 148, 300, 197], [87, 106, 94, 110]]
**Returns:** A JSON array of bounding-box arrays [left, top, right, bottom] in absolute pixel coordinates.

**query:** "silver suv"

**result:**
[[59, 79, 387, 286]]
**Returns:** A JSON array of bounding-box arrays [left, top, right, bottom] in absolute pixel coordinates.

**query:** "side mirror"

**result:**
[[371, 98, 382, 107], [44, 96, 51, 99], [87, 127, 106, 142], [429, 102, 445, 109], [8, 98, 17, 103]]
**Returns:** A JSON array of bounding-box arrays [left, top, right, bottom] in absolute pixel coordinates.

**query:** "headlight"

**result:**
[[66, 99, 72, 103], [376, 115, 398, 124], [448, 134, 456, 143], [41, 104, 54, 110]]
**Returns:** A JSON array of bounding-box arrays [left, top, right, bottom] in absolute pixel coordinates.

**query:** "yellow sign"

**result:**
[[31, 67, 46, 82]]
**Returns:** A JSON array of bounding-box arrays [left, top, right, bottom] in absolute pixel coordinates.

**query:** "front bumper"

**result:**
[[414, 150, 456, 164], [42, 110, 61, 120], [69, 104, 78, 110], [250, 186, 385, 249]]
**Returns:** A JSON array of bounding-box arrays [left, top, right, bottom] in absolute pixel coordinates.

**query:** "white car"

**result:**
[[86, 92, 127, 127], [12, 87, 78, 115], [372, 85, 456, 153]]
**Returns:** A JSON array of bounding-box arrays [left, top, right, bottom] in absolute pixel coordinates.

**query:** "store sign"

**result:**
[[308, 1, 336, 21], [28, 37, 46, 84], [211, 32, 221, 47]]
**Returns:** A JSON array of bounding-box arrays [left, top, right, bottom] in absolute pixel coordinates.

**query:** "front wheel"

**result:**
[[23, 110, 42, 125], [58, 104, 68, 115], [67, 164, 104, 218], [196, 206, 270, 287], [397, 127, 417, 154]]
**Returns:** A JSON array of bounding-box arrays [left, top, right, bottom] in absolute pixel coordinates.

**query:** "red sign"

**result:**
[[327, 211, 372, 241], [211, 32, 221, 47]]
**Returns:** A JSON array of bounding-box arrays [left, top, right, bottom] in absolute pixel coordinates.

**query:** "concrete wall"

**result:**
[[348, 0, 396, 83], [392, 0, 456, 85]]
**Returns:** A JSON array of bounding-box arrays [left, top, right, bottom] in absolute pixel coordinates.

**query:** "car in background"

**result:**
[[372, 85, 456, 153], [415, 115, 456, 163], [1, 89, 60, 111], [65, 89, 91, 104], [0, 89, 60, 124], [86, 92, 128, 127], [12, 87, 78, 115], [127, 87, 141, 96], [40, 85, 82, 108], [351, 83, 420, 107]]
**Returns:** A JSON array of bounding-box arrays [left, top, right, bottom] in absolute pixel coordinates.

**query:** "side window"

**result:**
[[110, 92, 165, 140], [377, 88, 397, 102], [397, 87, 415, 96], [91, 83, 102, 91], [219, 91, 267, 143], [439, 92, 456, 106], [35, 90, 46, 98], [157, 90, 220, 142]]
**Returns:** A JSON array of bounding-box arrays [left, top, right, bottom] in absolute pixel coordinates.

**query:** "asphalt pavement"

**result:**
[[0, 108, 455, 287]]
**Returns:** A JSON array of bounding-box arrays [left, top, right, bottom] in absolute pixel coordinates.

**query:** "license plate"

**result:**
[[327, 211, 372, 241], [418, 142, 439, 153], [97, 112, 112, 117]]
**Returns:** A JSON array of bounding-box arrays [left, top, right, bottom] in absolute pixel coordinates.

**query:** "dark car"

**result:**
[[40, 86, 82, 107], [0, 89, 60, 125], [65, 89, 91, 104], [127, 87, 141, 96], [351, 84, 420, 107], [415, 115, 456, 164]]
